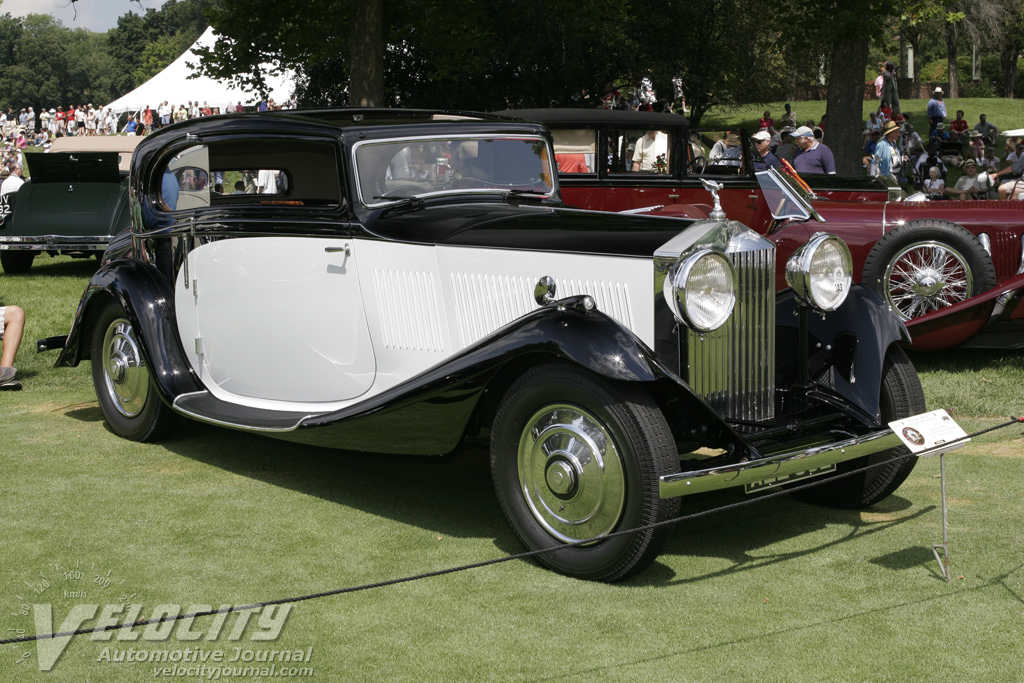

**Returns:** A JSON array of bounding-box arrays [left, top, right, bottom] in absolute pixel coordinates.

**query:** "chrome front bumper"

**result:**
[[660, 428, 902, 498]]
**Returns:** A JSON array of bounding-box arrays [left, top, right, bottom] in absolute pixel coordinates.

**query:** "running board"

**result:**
[[173, 391, 319, 433], [660, 429, 902, 498]]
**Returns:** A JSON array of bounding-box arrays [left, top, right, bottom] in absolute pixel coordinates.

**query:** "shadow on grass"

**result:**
[[111, 414, 948, 587], [150, 418, 505, 544], [3, 255, 100, 279], [65, 405, 105, 422], [629, 489, 939, 587]]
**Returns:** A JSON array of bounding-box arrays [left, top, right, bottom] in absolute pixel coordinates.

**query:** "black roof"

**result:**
[[495, 108, 690, 129]]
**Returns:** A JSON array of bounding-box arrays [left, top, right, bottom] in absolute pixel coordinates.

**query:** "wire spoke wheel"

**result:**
[[883, 241, 973, 320], [863, 220, 996, 325]]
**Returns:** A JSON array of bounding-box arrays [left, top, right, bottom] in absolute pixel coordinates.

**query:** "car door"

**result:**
[[167, 138, 377, 406]]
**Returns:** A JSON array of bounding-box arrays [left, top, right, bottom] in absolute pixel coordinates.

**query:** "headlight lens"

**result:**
[[664, 248, 736, 332], [785, 233, 853, 312]]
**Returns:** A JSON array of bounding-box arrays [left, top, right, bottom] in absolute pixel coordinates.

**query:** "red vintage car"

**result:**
[[497, 109, 1024, 351], [656, 169, 1024, 351]]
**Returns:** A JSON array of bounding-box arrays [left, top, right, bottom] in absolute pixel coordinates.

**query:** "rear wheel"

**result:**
[[792, 346, 926, 508], [490, 364, 680, 581], [0, 251, 35, 274], [90, 300, 176, 442]]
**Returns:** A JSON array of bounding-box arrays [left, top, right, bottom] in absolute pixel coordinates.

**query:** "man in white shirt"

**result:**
[[255, 169, 280, 194], [945, 159, 992, 200], [1, 165, 24, 196], [632, 130, 669, 172]]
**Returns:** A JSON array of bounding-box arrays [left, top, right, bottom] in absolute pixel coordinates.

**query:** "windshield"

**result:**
[[355, 135, 555, 207], [755, 167, 822, 222]]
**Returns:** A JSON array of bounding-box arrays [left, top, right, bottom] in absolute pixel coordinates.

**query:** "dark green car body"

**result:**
[[0, 138, 139, 274]]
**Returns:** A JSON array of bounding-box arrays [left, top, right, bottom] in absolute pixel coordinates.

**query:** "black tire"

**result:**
[[90, 300, 177, 442], [0, 251, 35, 274], [792, 346, 926, 509], [490, 363, 680, 582], [862, 219, 997, 321]]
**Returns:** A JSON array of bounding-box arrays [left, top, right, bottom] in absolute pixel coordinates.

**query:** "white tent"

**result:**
[[103, 27, 294, 115]]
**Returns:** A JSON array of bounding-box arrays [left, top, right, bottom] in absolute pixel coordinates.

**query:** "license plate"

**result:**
[[745, 464, 836, 494]]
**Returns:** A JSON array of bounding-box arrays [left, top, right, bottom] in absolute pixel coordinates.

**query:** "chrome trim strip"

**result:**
[[659, 429, 901, 498], [0, 236, 109, 250], [171, 392, 316, 433]]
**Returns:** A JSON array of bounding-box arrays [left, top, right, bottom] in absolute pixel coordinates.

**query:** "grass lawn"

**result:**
[[700, 98, 1024, 139], [2, 256, 1023, 682]]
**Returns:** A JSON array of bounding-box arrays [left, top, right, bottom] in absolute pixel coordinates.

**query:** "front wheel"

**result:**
[[90, 300, 177, 442], [490, 364, 680, 582], [791, 346, 926, 509]]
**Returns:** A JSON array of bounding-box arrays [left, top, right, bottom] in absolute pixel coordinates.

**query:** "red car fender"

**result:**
[[905, 272, 1024, 350]]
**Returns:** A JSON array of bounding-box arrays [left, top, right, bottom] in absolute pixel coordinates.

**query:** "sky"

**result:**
[[1, 0, 168, 33]]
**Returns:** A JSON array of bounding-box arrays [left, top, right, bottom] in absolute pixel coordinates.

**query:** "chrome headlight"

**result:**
[[664, 248, 736, 332], [785, 233, 853, 312]]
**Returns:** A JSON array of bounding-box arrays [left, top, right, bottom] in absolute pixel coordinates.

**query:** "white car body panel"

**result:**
[[175, 236, 654, 413]]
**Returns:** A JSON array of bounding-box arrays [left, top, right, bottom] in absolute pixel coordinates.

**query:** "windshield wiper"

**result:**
[[372, 195, 425, 213], [503, 189, 548, 203]]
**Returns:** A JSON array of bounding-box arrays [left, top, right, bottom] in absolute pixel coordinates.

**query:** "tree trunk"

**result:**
[[1001, 46, 1019, 98], [946, 22, 959, 97], [824, 37, 869, 176], [908, 36, 921, 98], [349, 0, 384, 107]]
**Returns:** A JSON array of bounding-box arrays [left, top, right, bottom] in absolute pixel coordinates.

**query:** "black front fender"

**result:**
[[293, 297, 750, 457], [55, 258, 201, 402], [777, 285, 909, 426]]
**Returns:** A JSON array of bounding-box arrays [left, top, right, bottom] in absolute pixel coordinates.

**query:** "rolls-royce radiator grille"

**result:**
[[686, 246, 776, 422]]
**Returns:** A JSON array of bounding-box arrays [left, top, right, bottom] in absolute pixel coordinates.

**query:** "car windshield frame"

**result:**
[[755, 167, 824, 222], [353, 134, 556, 208]]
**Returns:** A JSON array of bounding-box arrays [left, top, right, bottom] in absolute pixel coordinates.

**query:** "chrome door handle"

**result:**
[[325, 244, 351, 256]]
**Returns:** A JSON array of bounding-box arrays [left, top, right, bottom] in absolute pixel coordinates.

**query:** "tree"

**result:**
[[772, 0, 894, 176], [896, 0, 946, 95], [106, 0, 212, 96], [0, 14, 116, 114], [941, 0, 1004, 96], [349, 0, 383, 106], [634, 0, 793, 126], [997, 0, 1024, 97]]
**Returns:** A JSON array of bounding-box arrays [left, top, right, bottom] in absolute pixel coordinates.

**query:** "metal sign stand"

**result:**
[[931, 452, 952, 583]]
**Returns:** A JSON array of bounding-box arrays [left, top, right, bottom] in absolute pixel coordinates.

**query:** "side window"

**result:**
[[157, 138, 342, 212], [691, 130, 748, 176], [606, 128, 671, 174], [551, 128, 595, 174], [161, 145, 210, 210]]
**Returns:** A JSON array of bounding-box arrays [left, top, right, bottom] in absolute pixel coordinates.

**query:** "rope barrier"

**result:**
[[3, 415, 1021, 647]]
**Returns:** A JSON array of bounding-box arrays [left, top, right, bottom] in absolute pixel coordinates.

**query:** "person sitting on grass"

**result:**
[[992, 142, 1024, 199], [945, 159, 992, 200], [0, 302, 25, 390], [923, 166, 945, 200]]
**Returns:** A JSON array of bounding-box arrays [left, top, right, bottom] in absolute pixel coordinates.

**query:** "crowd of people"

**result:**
[[0, 97, 297, 153], [856, 84, 1023, 200]]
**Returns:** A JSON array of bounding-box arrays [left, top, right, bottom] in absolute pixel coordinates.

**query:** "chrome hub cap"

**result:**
[[101, 318, 150, 418], [884, 241, 973, 320], [518, 405, 626, 543]]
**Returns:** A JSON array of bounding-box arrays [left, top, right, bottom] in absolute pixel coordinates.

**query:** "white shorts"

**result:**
[[0, 305, 6, 339]]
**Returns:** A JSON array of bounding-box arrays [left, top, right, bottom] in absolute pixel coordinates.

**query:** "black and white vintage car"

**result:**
[[55, 109, 927, 581]]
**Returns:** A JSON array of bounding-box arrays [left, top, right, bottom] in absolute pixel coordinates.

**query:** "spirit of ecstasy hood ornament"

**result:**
[[699, 178, 727, 220]]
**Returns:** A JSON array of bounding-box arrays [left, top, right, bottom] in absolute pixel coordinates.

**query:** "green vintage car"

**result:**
[[0, 136, 141, 274]]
